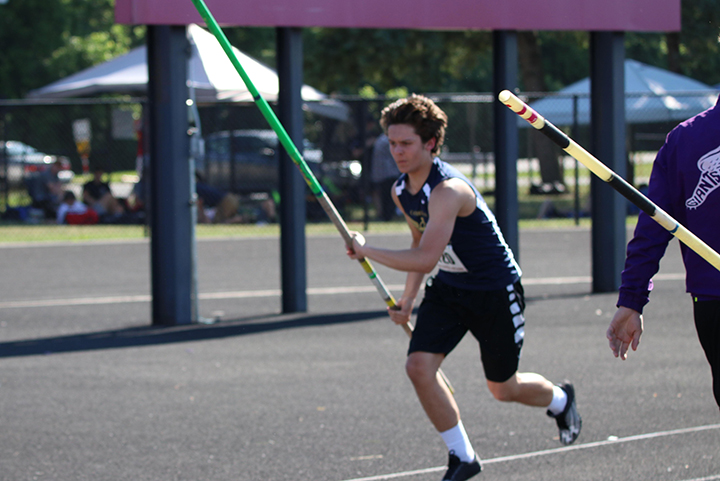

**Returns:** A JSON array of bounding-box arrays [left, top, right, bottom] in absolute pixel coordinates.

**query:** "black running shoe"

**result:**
[[547, 382, 582, 445], [442, 451, 482, 481]]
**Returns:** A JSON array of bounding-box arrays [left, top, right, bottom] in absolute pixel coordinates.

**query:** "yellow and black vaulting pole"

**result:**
[[499, 89, 720, 272]]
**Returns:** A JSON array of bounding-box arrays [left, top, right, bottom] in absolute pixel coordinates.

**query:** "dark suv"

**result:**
[[200, 129, 360, 196], [201, 129, 322, 193]]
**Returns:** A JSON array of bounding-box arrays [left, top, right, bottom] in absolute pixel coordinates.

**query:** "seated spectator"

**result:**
[[83, 167, 125, 221], [26, 160, 64, 219], [258, 191, 277, 224], [125, 177, 146, 214], [57, 191, 98, 225], [371, 132, 400, 221], [195, 179, 241, 223]]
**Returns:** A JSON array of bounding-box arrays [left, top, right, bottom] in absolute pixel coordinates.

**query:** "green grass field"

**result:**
[[0, 160, 650, 244], [0, 216, 621, 245]]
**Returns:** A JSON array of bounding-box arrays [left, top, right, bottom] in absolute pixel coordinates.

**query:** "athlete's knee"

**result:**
[[405, 353, 440, 385], [489, 386, 516, 403], [487, 377, 519, 402]]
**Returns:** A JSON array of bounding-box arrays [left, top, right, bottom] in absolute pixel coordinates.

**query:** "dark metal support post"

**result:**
[[277, 27, 308, 313], [493, 30, 520, 260], [147, 25, 194, 325], [590, 31, 626, 293]]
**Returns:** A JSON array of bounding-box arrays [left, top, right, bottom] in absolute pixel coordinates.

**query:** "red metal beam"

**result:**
[[116, 0, 680, 32]]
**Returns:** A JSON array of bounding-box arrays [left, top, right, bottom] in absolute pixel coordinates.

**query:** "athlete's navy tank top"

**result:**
[[395, 158, 521, 291]]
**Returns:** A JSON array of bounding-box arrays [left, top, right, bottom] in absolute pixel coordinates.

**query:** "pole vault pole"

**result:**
[[498, 90, 720, 272], [189, 0, 454, 394]]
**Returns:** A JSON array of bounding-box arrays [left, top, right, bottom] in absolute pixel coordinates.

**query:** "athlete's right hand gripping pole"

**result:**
[[498, 90, 720, 273]]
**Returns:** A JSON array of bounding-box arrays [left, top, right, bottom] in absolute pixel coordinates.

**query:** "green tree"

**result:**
[[518, 31, 569, 186], [1, 0, 717, 99], [675, 0, 720, 85], [223, 27, 277, 68], [223, 27, 494, 95], [301, 28, 493, 95], [0, 0, 144, 99], [625, 1, 719, 86]]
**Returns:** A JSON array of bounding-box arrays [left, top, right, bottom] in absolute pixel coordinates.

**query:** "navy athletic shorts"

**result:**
[[409, 276, 525, 383]]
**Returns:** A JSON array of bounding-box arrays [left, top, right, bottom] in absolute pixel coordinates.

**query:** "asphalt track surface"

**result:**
[[0, 227, 718, 481]]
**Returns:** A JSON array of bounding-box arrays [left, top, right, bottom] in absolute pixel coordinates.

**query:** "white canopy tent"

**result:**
[[27, 24, 350, 121], [525, 59, 718, 126]]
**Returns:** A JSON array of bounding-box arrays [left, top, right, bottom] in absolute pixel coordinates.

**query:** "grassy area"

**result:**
[[0, 175, 626, 244], [0, 190, 33, 211], [0, 164, 647, 243], [70, 171, 139, 185], [0, 224, 149, 244], [0, 215, 634, 244]]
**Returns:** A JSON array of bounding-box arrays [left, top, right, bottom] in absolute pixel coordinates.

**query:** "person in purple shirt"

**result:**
[[607, 96, 720, 409]]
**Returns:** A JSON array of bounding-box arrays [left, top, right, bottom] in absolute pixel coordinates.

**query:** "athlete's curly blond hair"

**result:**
[[380, 94, 448, 155]]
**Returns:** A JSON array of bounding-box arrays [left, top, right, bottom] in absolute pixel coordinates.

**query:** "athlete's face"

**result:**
[[387, 124, 436, 174]]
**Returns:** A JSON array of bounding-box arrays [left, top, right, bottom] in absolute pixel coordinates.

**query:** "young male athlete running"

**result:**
[[347, 94, 581, 480]]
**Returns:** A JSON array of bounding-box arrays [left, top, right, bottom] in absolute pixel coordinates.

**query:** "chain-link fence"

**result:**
[[0, 98, 144, 233], [1, 91, 717, 241]]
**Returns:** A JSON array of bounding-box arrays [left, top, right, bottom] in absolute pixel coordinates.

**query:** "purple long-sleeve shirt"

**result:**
[[618, 97, 720, 313]]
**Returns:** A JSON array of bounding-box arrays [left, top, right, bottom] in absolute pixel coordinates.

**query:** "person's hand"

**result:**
[[388, 297, 414, 326], [346, 232, 366, 260], [607, 306, 644, 360]]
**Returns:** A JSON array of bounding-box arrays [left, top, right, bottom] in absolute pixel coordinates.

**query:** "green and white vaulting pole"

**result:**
[[499, 90, 720, 272], [189, 0, 454, 394]]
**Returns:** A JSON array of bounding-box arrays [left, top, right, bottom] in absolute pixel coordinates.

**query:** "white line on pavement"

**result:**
[[340, 423, 720, 481], [0, 273, 685, 310]]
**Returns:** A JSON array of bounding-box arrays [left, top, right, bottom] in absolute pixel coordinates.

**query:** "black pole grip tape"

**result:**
[[608, 175, 657, 216], [539, 123, 571, 149]]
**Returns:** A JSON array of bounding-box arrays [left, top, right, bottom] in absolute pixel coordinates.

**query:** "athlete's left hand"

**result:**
[[388, 297, 413, 326]]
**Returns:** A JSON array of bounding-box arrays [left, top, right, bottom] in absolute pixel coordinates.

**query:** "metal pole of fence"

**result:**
[[1, 107, 7, 213], [572, 95, 580, 225], [467, 102, 478, 184], [359, 99, 371, 232]]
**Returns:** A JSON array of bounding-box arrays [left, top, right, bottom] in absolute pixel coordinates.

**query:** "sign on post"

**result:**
[[73, 118, 92, 173]]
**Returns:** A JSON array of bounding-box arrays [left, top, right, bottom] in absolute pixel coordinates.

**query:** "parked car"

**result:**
[[0, 140, 74, 188], [200, 129, 360, 196]]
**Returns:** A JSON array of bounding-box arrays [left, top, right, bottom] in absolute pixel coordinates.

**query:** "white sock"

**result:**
[[440, 420, 475, 463], [546, 385, 568, 416]]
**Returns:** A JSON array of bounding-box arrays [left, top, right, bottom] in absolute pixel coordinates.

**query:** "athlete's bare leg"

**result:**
[[406, 351, 459, 431], [486, 371, 554, 407]]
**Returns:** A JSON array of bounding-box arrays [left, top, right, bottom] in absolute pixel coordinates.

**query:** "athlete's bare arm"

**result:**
[[347, 178, 476, 273]]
